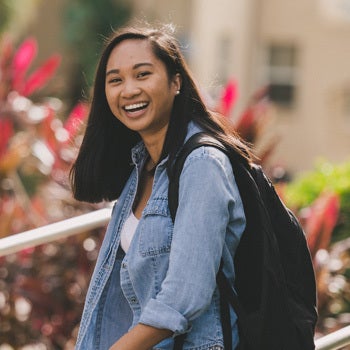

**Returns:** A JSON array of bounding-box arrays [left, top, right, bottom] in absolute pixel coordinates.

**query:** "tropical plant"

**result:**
[[0, 35, 102, 349], [284, 160, 350, 334], [215, 80, 278, 166], [285, 160, 350, 243]]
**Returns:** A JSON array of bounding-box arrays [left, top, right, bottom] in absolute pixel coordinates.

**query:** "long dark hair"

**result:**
[[70, 24, 253, 203]]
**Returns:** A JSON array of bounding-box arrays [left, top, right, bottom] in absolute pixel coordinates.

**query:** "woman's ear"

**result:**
[[173, 73, 182, 94]]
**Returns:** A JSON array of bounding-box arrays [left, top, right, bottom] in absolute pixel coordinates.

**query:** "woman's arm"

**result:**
[[137, 147, 244, 332], [109, 324, 172, 350]]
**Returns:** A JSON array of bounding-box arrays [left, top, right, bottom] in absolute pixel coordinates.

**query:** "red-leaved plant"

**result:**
[[0, 35, 98, 349]]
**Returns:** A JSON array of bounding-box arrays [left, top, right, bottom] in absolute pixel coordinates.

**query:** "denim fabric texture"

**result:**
[[75, 122, 246, 350]]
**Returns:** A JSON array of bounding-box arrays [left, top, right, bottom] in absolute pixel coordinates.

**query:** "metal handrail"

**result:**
[[0, 208, 350, 350], [315, 325, 350, 350], [0, 207, 112, 257]]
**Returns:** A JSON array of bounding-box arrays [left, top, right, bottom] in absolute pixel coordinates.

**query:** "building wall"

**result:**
[[189, 0, 258, 114], [186, 0, 350, 173], [130, 0, 192, 44], [257, 0, 350, 172]]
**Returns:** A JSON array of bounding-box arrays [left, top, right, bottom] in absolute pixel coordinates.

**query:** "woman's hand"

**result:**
[[109, 323, 173, 350]]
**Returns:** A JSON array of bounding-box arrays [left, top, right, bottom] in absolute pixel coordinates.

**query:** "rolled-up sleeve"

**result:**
[[139, 146, 243, 334]]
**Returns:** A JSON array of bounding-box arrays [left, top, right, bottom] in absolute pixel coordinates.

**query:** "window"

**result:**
[[267, 45, 298, 107]]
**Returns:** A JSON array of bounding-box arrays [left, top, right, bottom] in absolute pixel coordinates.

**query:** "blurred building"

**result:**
[[131, 0, 350, 174], [26, 0, 350, 174]]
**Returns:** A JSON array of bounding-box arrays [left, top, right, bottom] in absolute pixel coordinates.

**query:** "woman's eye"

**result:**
[[137, 71, 151, 78], [108, 77, 122, 84]]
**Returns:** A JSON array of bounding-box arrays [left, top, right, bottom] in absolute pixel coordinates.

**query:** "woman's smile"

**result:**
[[122, 101, 150, 118], [123, 101, 149, 113]]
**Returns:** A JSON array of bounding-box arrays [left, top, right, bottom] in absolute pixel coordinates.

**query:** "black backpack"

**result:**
[[169, 132, 318, 350]]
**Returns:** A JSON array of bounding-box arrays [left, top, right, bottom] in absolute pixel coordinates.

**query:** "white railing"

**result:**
[[315, 325, 350, 350], [0, 207, 112, 257], [0, 208, 349, 350]]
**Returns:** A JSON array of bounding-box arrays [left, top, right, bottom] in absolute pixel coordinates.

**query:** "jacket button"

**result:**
[[130, 297, 137, 303], [122, 262, 127, 268]]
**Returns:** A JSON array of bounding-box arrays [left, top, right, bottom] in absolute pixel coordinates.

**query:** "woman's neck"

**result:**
[[141, 127, 168, 166]]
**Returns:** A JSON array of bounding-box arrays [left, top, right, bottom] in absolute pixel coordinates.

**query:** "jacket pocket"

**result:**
[[138, 198, 173, 256]]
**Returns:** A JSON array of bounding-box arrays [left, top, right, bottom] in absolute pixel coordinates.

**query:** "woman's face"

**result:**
[[105, 39, 181, 141]]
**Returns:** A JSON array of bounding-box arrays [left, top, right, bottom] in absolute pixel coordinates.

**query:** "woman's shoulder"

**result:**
[[183, 143, 232, 171], [183, 123, 232, 169]]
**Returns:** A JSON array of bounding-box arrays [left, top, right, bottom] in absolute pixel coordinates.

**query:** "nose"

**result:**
[[120, 79, 141, 98]]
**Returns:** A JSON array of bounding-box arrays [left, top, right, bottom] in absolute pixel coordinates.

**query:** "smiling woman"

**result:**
[[70, 23, 254, 350], [105, 39, 181, 147]]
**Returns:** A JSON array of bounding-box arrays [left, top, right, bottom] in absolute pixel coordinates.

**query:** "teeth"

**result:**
[[124, 102, 148, 111]]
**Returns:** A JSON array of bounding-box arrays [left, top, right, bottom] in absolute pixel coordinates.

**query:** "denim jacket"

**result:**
[[75, 123, 246, 350]]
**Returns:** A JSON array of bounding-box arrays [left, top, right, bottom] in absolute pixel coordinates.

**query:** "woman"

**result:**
[[71, 24, 253, 350]]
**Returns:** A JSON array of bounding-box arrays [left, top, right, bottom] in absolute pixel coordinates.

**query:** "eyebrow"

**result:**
[[106, 62, 154, 76]]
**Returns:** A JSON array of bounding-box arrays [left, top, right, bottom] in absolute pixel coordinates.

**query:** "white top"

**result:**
[[120, 212, 139, 252]]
